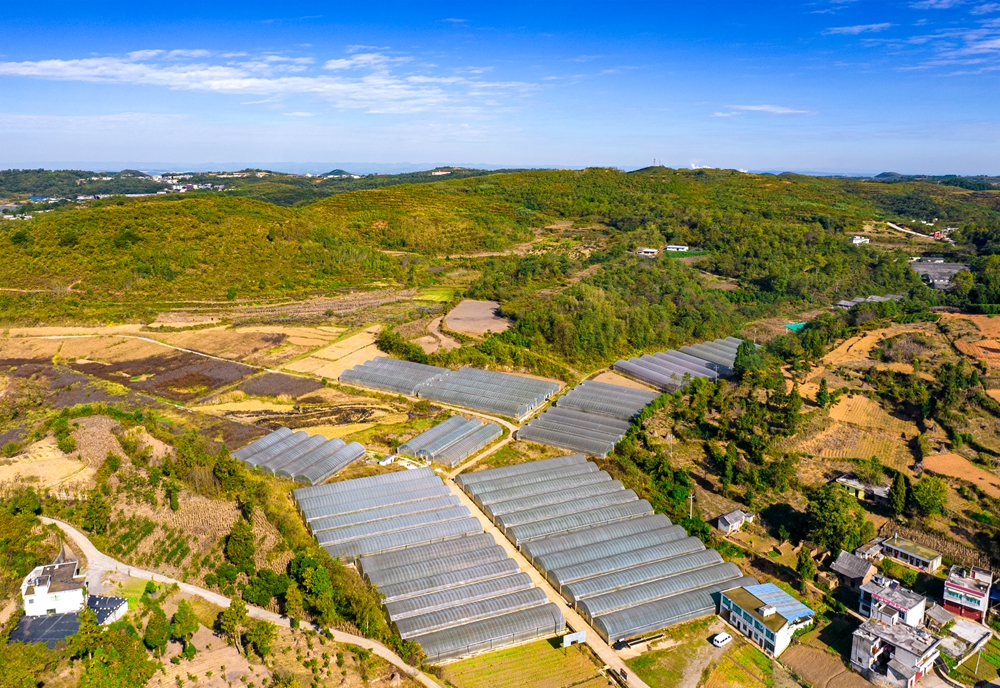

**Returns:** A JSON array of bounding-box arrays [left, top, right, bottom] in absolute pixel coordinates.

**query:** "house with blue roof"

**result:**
[[720, 583, 815, 657]]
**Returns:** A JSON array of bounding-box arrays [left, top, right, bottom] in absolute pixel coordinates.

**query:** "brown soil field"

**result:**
[[821, 324, 936, 367], [311, 327, 380, 361], [238, 372, 324, 398], [941, 313, 1000, 338], [71, 352, 254, 402], [312, 345, 381, 379], [956, 339, 1000, 369], [445, 299, 511, 335], [924, 452, 1000, 499], [827, 395, 918, 436], [780, 646, 867, 688], [590, 370, 657, 391], [791, 423, 914, 471]]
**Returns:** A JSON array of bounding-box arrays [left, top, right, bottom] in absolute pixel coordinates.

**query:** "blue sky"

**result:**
[[1, 1, 999, 174]]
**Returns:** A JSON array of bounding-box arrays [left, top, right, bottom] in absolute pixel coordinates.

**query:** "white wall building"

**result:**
[[21, 561, 86, 617]]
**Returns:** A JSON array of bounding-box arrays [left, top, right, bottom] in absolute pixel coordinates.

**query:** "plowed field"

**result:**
[[828, 395, 918, 436], [924, 452, 1000, 498], [956, 339, 1000, 369]]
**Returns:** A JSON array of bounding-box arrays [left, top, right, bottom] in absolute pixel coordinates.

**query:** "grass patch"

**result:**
[[439, 638, 602, 688], [626, 618, 714, 688], [702, 642, 773, 688], [416, 287, 455, 302]]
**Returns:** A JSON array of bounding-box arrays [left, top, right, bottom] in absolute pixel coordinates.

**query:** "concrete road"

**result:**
[[40, 517, 439, 688]]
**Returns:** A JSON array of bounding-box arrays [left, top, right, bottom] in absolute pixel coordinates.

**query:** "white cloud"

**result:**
[[727, 104, 810, 114], [972, 2, 1000, 12], [165, 49, 212, 59], [0, 49, 536, 115], [824, 23, 893, 35], [443, 18, 467, 23], [283, 111, 314, 117], [911, 0, 964, 7]]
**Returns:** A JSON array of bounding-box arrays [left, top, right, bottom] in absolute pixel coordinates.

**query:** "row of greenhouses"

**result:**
[[233, 428, 365, 485], [398, 414, 502, 467], [338, 357, 561, 422], [292, 469, 565, 662], [457, 456, 756, 643], [613, 337, 749, 392]]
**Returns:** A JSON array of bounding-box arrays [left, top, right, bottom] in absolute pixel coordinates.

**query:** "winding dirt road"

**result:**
[[40, 517, 439, 688]]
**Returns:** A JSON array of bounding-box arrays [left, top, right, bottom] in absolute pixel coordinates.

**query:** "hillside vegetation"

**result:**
[[2, 167, 1000, 327]]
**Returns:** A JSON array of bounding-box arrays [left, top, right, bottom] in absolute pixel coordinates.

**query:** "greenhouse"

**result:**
[[294, 470, 563, 662], [555, 380, 659, 421], [611, 337, 752, 391], [415, 367, 560, 422], [398, 415, 505, 468], [234, 429, 364, 485], [515, 403, 633, 457], [397, 416, 468, 457], [339, 356, 449, 395], [435, 423, 502, 468], [457, 457, 749, 643]]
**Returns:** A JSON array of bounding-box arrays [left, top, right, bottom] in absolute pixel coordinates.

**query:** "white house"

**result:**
[[860, 574, 927, 628], [717, 509, 753, 535], [636, 247, 659, 258], [664, 245, 690, 252], [720, 583, 814, 657], [852, 236, 870, 245], [21, 561, 86, 616], [851, 621, 941, 688]]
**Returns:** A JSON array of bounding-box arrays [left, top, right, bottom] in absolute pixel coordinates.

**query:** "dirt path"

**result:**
[[39, 517, 439, 688], [427, 317, 460, 351]]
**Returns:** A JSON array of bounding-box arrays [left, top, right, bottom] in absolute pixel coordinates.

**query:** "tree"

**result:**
[[218, 597, 248, 655], [68, 607, 104, 661], [816, 378, 830, 408], [796, 548, 817, 584], [806, 483, 875, 553], [734, 340, 766, 379], [889, 472, 907, 516], [856, 457, 884, 486], [284, 581, 304, 623], [143, 604, 169, 657], [82, 491, 110, 534], [170, 599, 200, 650], [225, 518, 256, 575], [245, 619, 277, 659], [778, 525, 790, 543], [910, 475, 948, 516]]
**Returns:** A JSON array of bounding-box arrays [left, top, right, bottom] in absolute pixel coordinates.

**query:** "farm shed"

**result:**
[[459, 457, 743, 642], [234, 429, 364, 485], [293, 471, 564, 662]]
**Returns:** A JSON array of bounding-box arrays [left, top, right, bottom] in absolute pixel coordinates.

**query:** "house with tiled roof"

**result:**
[[830, 550, 876, 590]]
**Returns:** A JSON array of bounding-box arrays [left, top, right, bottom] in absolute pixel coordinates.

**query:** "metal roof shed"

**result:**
[[357, 533, 495, 577], [507, 501, 655, 547], [534, 525, 689, 574], [522, 514, 673, 562], [395, 588, 549, 639], [411, 604, 566, 663], [384, 573, 534, 621]]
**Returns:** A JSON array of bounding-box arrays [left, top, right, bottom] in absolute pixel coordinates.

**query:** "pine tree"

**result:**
[[816, 378, 830, 408], [226, 518, 256, 575], [219, 597, 248, 655], [245, 619, 277, 659], [796, 548, 817, 584], [68, 607, 103, 661], [889, 472, 907, 516], [143, 604, 170, 657], [171, 599, 200, 648]]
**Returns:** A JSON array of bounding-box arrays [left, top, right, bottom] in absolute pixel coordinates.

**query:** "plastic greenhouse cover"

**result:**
[[257, 435, 328, 474], [451, 367, 560, 393], [514, 426, 616, 457], [525, 418, 624, 445], [367, 546, 509, 588], [612, 360, 676, 392], [378, 559, 521, 603], [472, 470, 611, 509], [485, 480, 625, 520], [417, 382, 539, 411], [422, 374, 549, 401], [233, 427, 292, 460], [522, 514, 673, 562], [555, 396, 649, 422], [536, 526, 691, 576], [398, 416, 468, 456], [548, 535, 705, 588], [324, 518, 483, 562], [418, 419, 482, 458], [315, 506, 471, 547], [411, 603, 565, 663], [416, 388, 530, 419], [508, 501, 654, 546], [339, 370, 425, 395], [562, 549, 724, 604], [660, 349, 730, 375], [592, 576, 758, 643], [568, 380, 658, 403], [296, 475, 445, 513], [635, 356, 705, 382], [456, 454, 586, 487], [467, 463, 601, 501], [295, 442, 366, 485], [293, 467, 434, 500], [496, 490, 638, 532], [300, 485, 451, 522], [395, 588, 549, 639], [649, 353, 717, 380], [271, 439, 346, 478], [310, 495, 461, 535], [384, 573, 533, 621], [576, 562, 742, 621], [361, 356, 447, 374], [357, 533, 495, 577], [694, 341, 738, 363], [435, 424, 502, 468], [242, 431, 311, 467], [538, 406, 633, 432], [678, 345, 733, 370], [707, 338, 743, 353]]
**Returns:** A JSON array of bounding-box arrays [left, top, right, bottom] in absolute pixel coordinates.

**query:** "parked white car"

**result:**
[[712, 632, 733, 648]]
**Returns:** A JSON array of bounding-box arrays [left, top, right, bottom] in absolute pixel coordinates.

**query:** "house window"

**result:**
[[722, 598, 730, 609]]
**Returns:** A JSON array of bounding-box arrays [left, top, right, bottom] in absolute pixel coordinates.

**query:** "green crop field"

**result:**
[[439, 638, 603, 688]]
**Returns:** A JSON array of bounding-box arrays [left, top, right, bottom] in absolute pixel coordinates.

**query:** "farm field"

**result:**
[[445, 299, 511, 335], [827, 395, 918, 436], [590, 370, 657, 391], [625, 618, 730, 688], [788, 422, 915, 471], [701, 643, 772, 688], [955, 339, 1000, 370], [923, 452, 1000, 499], [439, 638, 604, 688], [952, 636, 1000, 685]]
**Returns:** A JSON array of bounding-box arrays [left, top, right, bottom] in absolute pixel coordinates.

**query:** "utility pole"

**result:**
[[689, 492, 694, 520], [667, 433, 674, 462]]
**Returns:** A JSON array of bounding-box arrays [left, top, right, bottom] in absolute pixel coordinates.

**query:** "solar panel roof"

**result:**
[[8, 612, 80, 648], [743, 583, 814, 624]]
